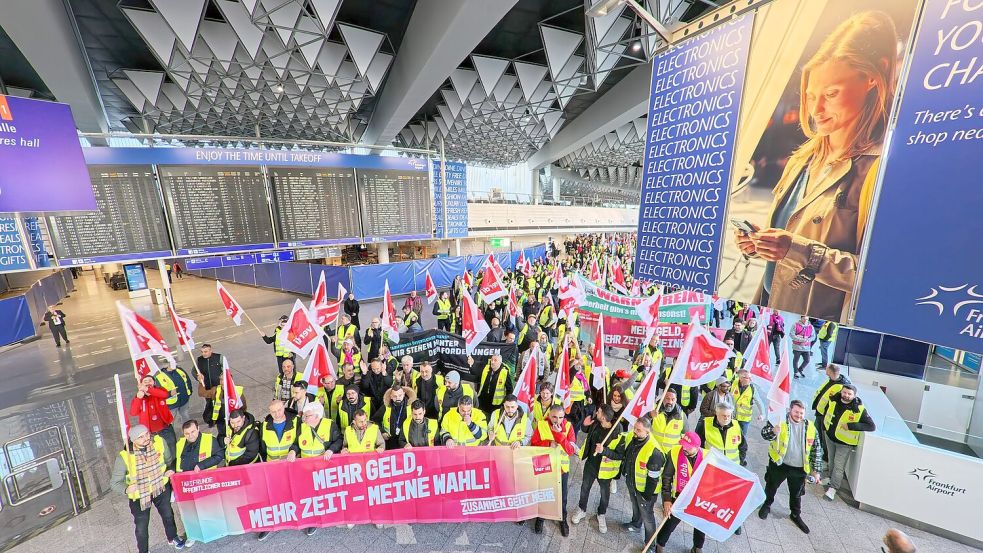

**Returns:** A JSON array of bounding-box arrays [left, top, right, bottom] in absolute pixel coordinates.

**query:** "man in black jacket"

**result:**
[[195, 344, 224, 426], [811, 364, 851, 461], [822, 385, 875, 501], [224, 410, 260, 466], [361, 360, 393, 408], [572, 405, 617, 533], [42, 305, 70, 347], [656, 432, 707, 553], [175, 420, 224, 472], [599, 416, 664, 542]]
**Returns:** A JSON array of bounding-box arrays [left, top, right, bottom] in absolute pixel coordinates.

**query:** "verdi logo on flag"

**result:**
[[682, 464, 755, 530]]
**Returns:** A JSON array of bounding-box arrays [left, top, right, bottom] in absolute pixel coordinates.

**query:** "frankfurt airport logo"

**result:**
[[907, 467, 936, 480], [915, 284, 983, 340], [907, 467, 967, 498]]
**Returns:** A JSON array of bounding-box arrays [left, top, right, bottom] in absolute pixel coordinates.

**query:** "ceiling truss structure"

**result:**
[[109, 0, 394, 141]]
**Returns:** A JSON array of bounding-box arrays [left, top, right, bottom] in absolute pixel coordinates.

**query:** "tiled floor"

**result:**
[[0, 271, 974, 553]]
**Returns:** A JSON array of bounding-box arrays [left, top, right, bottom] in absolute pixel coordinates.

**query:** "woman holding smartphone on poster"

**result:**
[[734, 11, 898, 321]]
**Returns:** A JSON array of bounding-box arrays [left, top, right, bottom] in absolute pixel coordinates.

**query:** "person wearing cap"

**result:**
[[758, 400, 819, 534], [487, 394, 532, 448], [401, 399, 439, 448], [440, 396, 488, 447], [595, 416, 664, 543], [531, 404, 577, 537], [262, 315, 296, 372], [571, 404, 618, 533], [337, 384, 372, 428], [111, 424, 186, 551], [699, 376, 735, 419], [822, 384, 875, 501], [273, 358, 303, 402], [414, 361, 444, 418], [316, 372, 344, 422], [435, 370, 474, 422], [374, 384, 415, 450], [655, 432, 709, 553], [651, 388, 686, 453]]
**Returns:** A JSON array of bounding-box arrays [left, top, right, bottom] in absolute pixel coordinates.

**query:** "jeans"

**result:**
[[561, 471, 569, 516], [826, 440, 855, 490], [577, 465, 611, 515], [129, 483, 178, 553], [792, 351, 811, 374], [170, 402, 191, 428], [770, 335, 782, 359], [657, 514, 705, 549], [763, 461, 807, 516], [626, 484, 657, 541], [819, 340, 832, 367], [737, 420, 750, 463]]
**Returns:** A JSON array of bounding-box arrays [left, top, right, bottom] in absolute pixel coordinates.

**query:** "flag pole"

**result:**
[[597, 360, 671, 450], [114, 374, 131, 453], [241, 310, 266, 337], [641, 513, 672, 553], [222, 362, 231, 442]]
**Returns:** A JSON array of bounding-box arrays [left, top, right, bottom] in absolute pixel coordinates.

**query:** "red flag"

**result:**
[[222, 357, 243, 421], [310, 271, 342, 328], [552, 264, 562, 288], [165, 299, 197, 351], [507, 285, 520, 318], [302, 342, 335, 396], [622, 359, 661, 425], [479, 257, 507, 303], [216, 281, 245, 326], [463, 270, 473, 288], [521, 258, 534, 278], [668, 315, 734, 387], [118, 302, 174, 367], [589, 257, 601, 282], [743, 325, 774, 388], [382, 280, 400, 342], [424, 270, 438, 304], [516, 251, 527, 272], [277, 299, 323, 359], [590, 315, 607, 391], [609, 257, 628, 294], [671, 451, 766, 541], [487, 253, 505, 280], [557, 277, 585, 320], [766, 337, 792, 426], [553, 344, 571, 409], [460, 289, 490, 355], [134, 355, 161, 380], [629, 278, 641, 297], [514, 349, 539, 413], [114, 373, 130, 445], [636, 292, 663, 345], [337, 282, 347, 302]]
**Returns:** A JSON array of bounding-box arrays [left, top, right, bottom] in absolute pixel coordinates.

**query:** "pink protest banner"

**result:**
[[578, 310, 726, 356], [172, 446, 563, 543]]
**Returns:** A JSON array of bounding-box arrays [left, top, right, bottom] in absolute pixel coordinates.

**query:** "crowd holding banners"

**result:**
[[107, 232, 884, 552]]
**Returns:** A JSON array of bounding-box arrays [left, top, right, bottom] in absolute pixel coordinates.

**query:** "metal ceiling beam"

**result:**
[[525, 63, 649, 170], [0, 0, 109, 134], [360, 0, 520, 147]]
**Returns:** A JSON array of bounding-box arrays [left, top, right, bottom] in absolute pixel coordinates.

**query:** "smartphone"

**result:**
[[730, 219, 757, 234]]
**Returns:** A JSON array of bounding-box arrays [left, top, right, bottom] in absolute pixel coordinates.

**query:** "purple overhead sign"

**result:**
[[0, 96, 95, 213]]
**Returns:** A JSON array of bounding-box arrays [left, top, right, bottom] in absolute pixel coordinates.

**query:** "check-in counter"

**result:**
[[848, 384, 982, 547]]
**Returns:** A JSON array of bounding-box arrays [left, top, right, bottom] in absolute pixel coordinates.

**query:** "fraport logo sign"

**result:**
[[914, 284, 983, 340], [907, 467, 967, 498], [0, 96, 12, 121]]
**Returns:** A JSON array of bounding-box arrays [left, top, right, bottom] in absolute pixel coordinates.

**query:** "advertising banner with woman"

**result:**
[[714, 0, 920, 322]]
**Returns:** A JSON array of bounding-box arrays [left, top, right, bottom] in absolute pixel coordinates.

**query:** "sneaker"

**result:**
[[257, 532, 270, 541], [184, 538, 195, 548], [375, 524, 383, 529], [170, 537, 186, 550], [560, 520, 570, 537], [790, 514, 810, 534], [305, 527, 318, 536], [571, 508, 587, 525], [622, 522, 639, 532], [824, 487, 837, 501], [610, 481, 617, 495], [758, 505, 770, 519], [346, 524, 355, 529], [597, 514, 607, 534], [691, 548, 703, 553], [533, 518, 544, 534], [740, 459, 748, 467]]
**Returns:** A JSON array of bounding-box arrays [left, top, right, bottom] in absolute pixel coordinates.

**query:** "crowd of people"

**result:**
[[112, 232, 894, 553]]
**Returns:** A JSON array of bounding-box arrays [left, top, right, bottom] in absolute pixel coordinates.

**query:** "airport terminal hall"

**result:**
[[1, 0, 981, 552]]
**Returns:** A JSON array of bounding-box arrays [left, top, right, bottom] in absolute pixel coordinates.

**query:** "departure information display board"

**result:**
[[269, 167, 361, 247], [357, 169, 432, 242], [46, 165, 172, 265], [158, 165, 274, 255]]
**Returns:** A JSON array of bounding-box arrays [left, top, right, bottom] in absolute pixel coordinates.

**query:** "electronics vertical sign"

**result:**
[[633, 15, 753, 292]]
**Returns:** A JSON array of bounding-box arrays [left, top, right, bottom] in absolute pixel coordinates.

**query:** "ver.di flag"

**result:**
[[507, 285, 520, 318], [670, 450, 766, 542], [165, 298, 197, 352], [222, 357, 243, 422], [621, 358, 661, 425], [461, 289, 490, 356], [514, 350, 539, 413], [668, 315, 734, 387], [743, 325, 774, 388], [766, 337, 792, 426], [557, 277, 585, 320], [609, 257, 628, 294], [553, 343, 572, 409], [302, 342, 334, 396], [589, 257, 601, 283], [277, 299, 323, 359], [310, 271, 342, 328], [382, 280, 400, 343], [216, 281, 245, 326], [479, 256, 507, 303], [134, 355, 161, 380], [117, 301, 175, 367], [590, 314, 607, 391], [424, 270, 438, 304]]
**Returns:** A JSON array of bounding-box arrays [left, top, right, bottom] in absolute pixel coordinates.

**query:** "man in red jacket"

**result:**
[[530, 403, 576, 537], [131, 374, 177, 465]]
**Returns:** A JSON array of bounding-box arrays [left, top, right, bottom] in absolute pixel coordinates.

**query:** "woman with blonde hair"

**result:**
[[735, 11, 899, 320]]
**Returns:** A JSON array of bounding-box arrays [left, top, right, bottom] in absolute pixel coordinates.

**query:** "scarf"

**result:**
[[675, 449, 702, 495], [344, 350, 354, 365], [134, 444, 167, 510]]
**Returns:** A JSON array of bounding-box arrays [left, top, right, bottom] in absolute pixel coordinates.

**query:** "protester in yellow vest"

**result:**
[[224, 409, 260, 466], [272, 358, 303, 401], [487, 395, 531, 448], [440, 396, 488, 446], [530, 404, 577, 537], [110, 424, 185, 551], [316, 372, 345, 422], [434, 292, 452, 332], [571, 404, 619, 533], [155, 364, 194, 425], [335, 314, 358, 345], [337, 385, 372, 428], [822, 385, 875, 502], [731, 369, 765, 465], [696, 404, 742, 463], [434, 371, 474, 421], [531, 381, 556, 423], [656, 432, 709, 551], [331, 338, 365, 375], [650, 389, 686, 453], [261, 315, 295, 371], [817, 320, 839, 368], [758, 400, 819, 534], [175, 419, 223, 472], [288, 401, 341, 461], [210, 383, 246, 439], [476, 354, 513, 415], [343, 410, 385, 453], [259, 400, 300, 462], [596, 416, 664, 542], [401, 399, 439, 447]]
